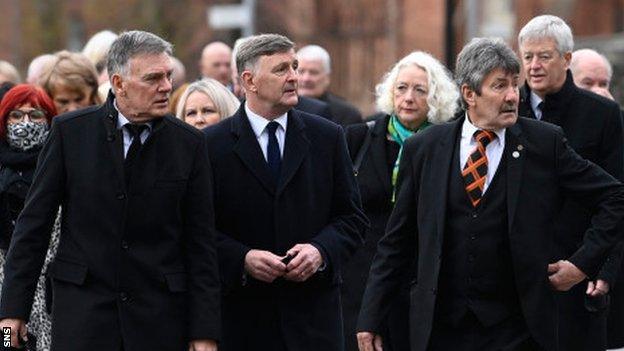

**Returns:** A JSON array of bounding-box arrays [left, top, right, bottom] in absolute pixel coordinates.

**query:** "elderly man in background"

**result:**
[[570, 48, 615, 100], [204, 33, 367, 351], [518, 15, 624, 351], [297, 44, 362, 127], [0, 30, 220, 351], [200, 41, 233, 88]]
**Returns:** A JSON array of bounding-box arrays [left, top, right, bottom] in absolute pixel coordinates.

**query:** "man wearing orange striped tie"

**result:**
[[356, 37, 624, 351]]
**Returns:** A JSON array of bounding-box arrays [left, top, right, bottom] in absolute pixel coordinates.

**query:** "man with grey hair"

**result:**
[[518, 15, 624, 351], [571, 48, 614, 100], [356, 37, 624, 351], [0, 30, 220, 351], [204, 33, 367, 351], [297, 44, 362, 126]]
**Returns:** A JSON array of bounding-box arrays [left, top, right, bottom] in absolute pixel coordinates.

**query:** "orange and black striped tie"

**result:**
[[462, 130, 497, 207]]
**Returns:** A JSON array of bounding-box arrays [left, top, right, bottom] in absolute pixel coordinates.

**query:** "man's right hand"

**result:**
[[357, 332, 383, 351], [0, 318, 27, 348], [244, 249, 287, 283]]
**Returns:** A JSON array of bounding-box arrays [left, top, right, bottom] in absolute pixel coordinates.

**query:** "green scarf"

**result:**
[[388, 114, 431, 202]]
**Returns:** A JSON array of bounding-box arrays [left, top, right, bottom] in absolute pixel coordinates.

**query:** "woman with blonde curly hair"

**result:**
[[38, 50, 102, 114], [342, 51, 459, 351]]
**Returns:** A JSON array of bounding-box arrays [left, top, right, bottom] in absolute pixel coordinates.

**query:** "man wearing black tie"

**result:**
[[517, 15, 624, 351], [356, 38, 624, 351], [0, 31, 220, 351], [203, 34, 367, 351]]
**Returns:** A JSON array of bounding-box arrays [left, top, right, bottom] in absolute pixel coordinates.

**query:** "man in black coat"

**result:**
[[517, 15, 624, 351], [297, 45, 363, 127], [295, 95, 333, 120], [0, 31, 220, 351], [204, 33, 367, 351], [357, 37, 624, 351]]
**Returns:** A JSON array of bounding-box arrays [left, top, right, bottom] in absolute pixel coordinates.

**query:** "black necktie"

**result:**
[[537, 101, 544, 119], [124, 124, 147, 186], [266, 121, 281, 182]]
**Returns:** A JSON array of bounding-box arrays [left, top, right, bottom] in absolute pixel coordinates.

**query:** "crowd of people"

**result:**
[[0, 13, 622, 351]]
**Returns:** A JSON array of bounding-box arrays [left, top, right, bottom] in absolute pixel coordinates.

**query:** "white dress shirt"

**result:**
[[114, 99, 152, 157], [245, 103, 288, 161], [459, 114, 506, 194], [530, 91, 544, 120]]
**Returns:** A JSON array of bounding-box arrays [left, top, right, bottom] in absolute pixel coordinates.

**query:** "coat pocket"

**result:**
[[48, 257, 88, 285], [164, 272, 188, 292]]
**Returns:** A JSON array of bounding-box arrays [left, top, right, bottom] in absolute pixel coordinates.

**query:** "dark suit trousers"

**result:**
[[427, 311, 542, 351]]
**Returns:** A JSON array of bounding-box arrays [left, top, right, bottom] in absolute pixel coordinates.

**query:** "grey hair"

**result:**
[[571, 48, 613, 80], [0, 60, 21, 84], [107, 30, 173, 79], [376, 51, 459, 124], [297, 45, 331, 73], [82, 30, 118, 74], [176, 78, 240, 121], [236, 34, 294, 75], [518, 15, 574, 54], [455, 37, 520, 107]]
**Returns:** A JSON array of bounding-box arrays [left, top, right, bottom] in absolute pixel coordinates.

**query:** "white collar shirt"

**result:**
[[245, 103, 288, 161]]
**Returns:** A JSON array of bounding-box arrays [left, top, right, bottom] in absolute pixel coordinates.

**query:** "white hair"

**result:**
[[375, 51, 459, 124], [27, 54, 55, 84], [0, 60, 21, 84], [82, 30, 118, 74], [518, 15, 574, 54], [297, 45, 331, 73]]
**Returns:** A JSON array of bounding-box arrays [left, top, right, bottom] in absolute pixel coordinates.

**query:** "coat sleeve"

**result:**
[[554, 127, 624, 278], [309, 128, 368, 283], [182, 136, 221, 341], [0, 119, 65, 320], [356, 136, 418, 333]]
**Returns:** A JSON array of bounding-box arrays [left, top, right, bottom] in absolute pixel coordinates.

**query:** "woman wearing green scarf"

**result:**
[[343, 51, 459, 351]]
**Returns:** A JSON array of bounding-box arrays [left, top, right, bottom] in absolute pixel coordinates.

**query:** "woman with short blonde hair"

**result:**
[[176, 78, 240, 129]]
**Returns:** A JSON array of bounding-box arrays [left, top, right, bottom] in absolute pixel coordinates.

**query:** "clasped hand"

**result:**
[[548, 259, 608, 296], [244, 244, 323, 283]]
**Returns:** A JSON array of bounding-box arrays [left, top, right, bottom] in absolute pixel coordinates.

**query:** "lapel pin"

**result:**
[[512, 151, 520, 158], [517, 144, 524, 151]]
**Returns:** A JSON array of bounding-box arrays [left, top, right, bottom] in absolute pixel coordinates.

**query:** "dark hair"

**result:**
[[0, 84, 57, 138]]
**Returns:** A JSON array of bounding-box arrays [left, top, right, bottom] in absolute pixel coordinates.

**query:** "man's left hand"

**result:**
[[548, 260, 587, 291], [586, 279, 610, 297], [283, 243, 323, 282], [188, 339, 217, 351]]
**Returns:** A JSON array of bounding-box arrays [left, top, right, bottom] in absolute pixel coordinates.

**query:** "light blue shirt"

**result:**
[[245, 103, 288, 161]]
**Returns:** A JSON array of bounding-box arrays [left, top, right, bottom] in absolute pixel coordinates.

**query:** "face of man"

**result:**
[[244, 49, 299, 118], [520, 37, 571, 98], [572, 54, 613, 100], [463, 68, 519, 131], [297, 58, 329, 98], [113, 52, 173, 122], [200, 45, 232, 86]]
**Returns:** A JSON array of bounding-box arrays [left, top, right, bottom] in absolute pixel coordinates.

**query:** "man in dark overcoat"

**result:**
[[204, 33, 367, 351], [357, 37, 624, 351], [0, 31, 220, 351]]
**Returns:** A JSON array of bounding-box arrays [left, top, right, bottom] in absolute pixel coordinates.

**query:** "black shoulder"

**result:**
[[53, 104, 102, 125], [163, 115, 203, 140]]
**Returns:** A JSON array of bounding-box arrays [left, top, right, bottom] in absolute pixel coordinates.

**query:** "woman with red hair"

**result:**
[[0, 84, 57, 350]]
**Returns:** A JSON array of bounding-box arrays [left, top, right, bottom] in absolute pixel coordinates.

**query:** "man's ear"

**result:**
[[241, 71, 256, 94], [562, 51, 572, 69], [111, 74, 125, 97], [461, 84, 476, 108]]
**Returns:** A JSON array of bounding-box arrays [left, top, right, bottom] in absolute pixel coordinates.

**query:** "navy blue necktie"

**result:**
[[124, 124, 147, 186], [266, 121, 281, 182]]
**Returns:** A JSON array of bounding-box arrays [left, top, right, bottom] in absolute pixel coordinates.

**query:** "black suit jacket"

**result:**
[[357, 116, 624, 351], [295, 95, 333, 120], [0, 95, 220, 351], [321, 92, 363, 127], [520, 71, 624, 348], [203, 106, 367, 351]]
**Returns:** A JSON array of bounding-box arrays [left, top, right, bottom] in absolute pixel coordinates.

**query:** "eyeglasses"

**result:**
[[8, 109, 47, 122]]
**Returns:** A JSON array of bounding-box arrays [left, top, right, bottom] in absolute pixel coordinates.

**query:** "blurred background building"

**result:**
[[1, 0, 623, 115]]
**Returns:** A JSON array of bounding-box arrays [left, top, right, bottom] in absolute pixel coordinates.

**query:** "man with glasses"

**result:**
[[518, 15, 624, 351], [0, 31, 220, 351]]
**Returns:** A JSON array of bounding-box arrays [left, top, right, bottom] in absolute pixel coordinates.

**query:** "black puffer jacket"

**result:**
[[0, 141, 39, 251]]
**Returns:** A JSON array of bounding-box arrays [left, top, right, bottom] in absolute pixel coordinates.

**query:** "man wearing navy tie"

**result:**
[[204, 33, 367, 351]]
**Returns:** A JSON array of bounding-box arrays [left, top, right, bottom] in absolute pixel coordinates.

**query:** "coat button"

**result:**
[[119, 292, 128, 302], [472, 212, 478, 218], [116, 192, 126, 200], [121, 240, 129, 250]]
